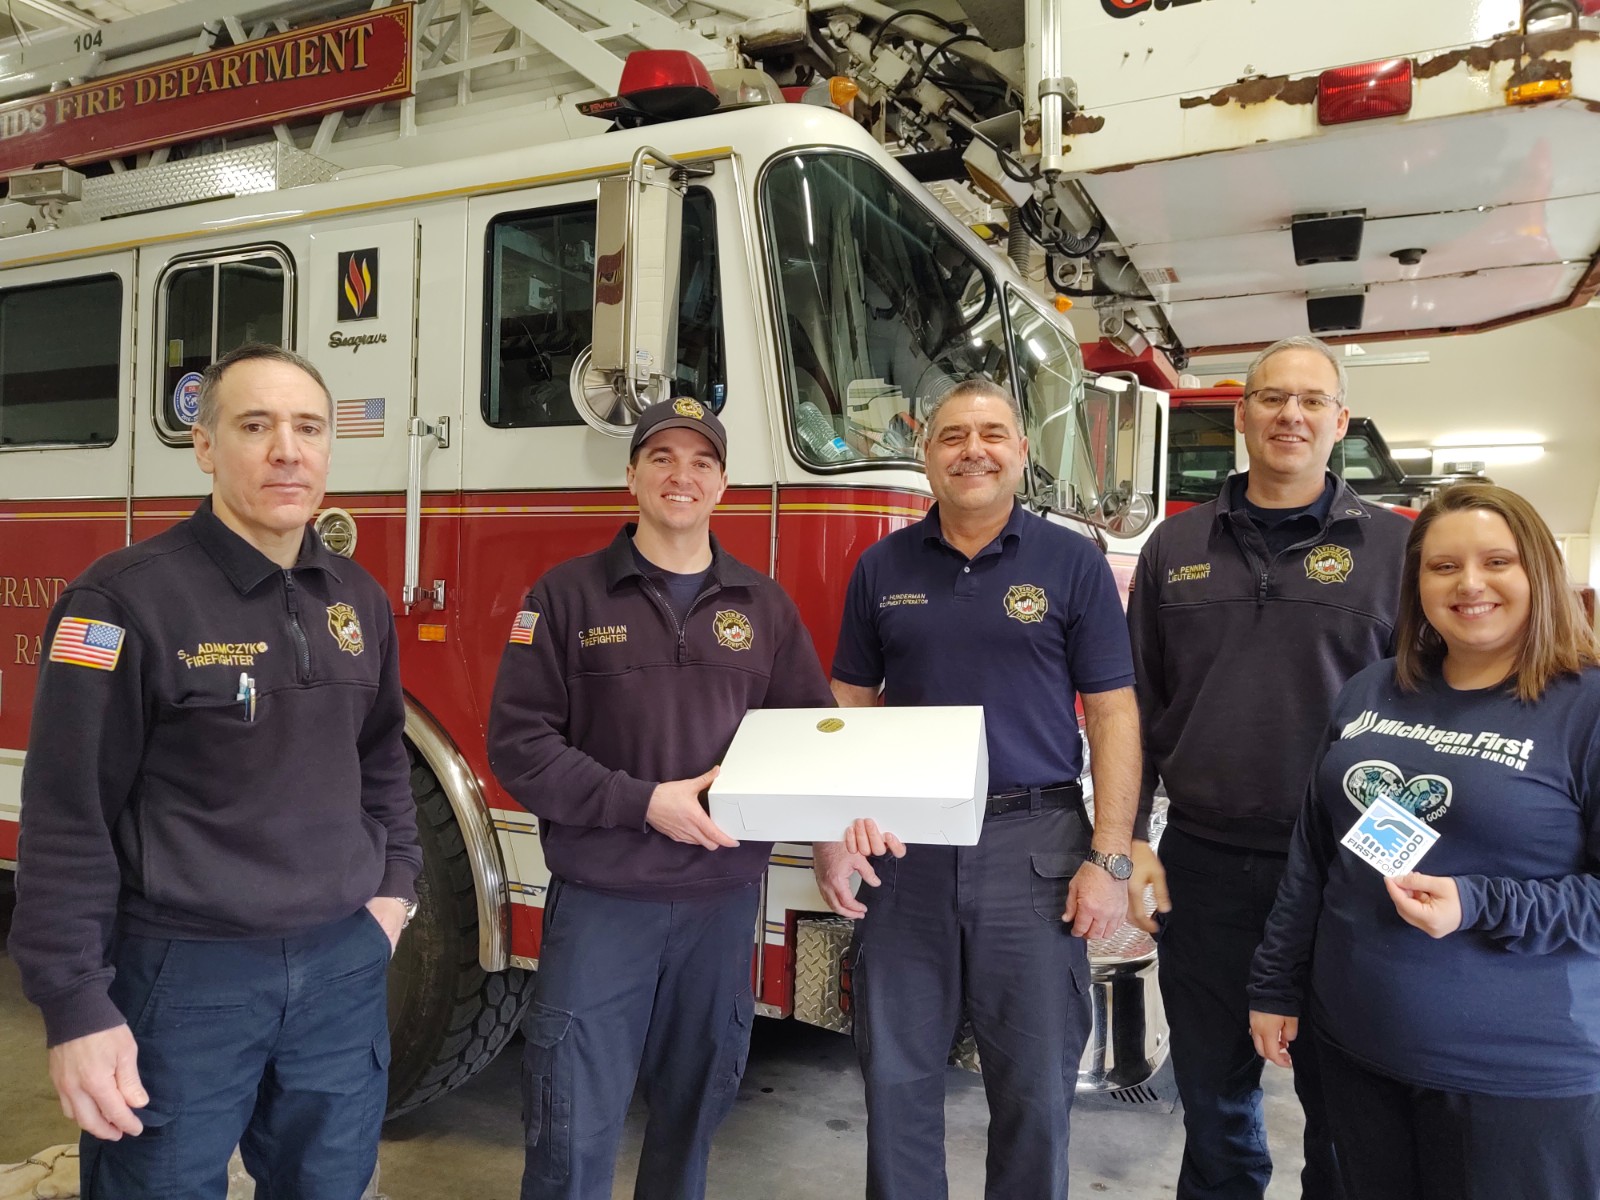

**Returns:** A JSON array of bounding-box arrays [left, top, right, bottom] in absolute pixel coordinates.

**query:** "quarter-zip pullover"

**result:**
[[487, 525, 833, 899], [9, 498, 419, 1046], [1129, 474, 1411, 851]]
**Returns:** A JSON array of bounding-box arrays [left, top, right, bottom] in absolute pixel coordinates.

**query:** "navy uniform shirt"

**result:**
[[833, 502, 1135, 791]]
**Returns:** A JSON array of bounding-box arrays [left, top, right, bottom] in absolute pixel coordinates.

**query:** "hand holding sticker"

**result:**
[[1384, 873, 1462, 938]]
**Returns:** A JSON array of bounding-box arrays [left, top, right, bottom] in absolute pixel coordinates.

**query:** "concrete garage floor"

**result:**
[[1, 886, 1308, 1199]]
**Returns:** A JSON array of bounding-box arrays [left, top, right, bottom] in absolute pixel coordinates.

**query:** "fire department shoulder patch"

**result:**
[[326, 602, 365, 656], [713, 609, 753, 651], [1305, 544, 1354, 585], [1003, 584, 1048, 624]]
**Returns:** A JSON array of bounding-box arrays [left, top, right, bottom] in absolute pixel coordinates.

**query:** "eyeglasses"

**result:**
[[1245, 389, 1342, 414]]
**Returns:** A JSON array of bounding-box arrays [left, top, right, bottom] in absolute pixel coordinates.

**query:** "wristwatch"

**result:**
[[1086, 849, 1134, 881], [386, 897, 420, 929]]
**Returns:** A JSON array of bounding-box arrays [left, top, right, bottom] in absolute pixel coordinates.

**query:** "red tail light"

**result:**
[[1318, 58, 1413, 126], [617, 50, 718, 121]]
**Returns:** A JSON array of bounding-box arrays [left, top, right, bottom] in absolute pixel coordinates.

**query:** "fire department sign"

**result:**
[[0, 6, 413, 178]]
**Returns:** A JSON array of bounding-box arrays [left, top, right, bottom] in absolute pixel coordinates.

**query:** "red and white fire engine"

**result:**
[[1, 0, 1596, 1116]]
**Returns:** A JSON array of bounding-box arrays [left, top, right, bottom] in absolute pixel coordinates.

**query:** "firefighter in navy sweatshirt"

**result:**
[[487, 398, 832, 1200], [1251, 484, 1600, 1200], [8, 344, 420, 1200], [1129, 336, 1411, 1200]]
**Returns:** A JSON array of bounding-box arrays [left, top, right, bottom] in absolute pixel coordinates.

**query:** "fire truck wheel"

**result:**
[[384, 749, 533, 1119]]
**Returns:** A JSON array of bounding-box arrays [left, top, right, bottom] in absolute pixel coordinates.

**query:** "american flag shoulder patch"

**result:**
[[49, 617, 126, 671], [509, 610, 539, 645]]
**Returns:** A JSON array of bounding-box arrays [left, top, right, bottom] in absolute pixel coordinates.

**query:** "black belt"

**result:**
[[985, 781, 1083, 818]]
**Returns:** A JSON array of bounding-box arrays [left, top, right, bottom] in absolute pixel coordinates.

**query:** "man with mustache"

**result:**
[[9, 344, 419, 1198], [1128, 335, 1409, 1200], [815, 378, 1141, 1199], [488, 397, 832, 1200]]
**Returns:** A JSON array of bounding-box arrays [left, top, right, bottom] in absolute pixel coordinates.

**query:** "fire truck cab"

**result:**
[[0, 50, 1168, 1114]]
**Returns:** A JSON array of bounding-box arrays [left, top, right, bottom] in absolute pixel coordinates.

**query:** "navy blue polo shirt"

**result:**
[[833, 502, 1135, 791]]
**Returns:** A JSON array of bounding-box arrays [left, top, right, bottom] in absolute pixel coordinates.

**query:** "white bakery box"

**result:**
[[708, 706, 987, 845]]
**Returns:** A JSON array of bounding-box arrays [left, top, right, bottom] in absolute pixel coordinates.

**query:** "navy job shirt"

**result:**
[[832, 502, 1135, 791], [630, 542, 709, 623], [1235, 474, 1335, 559], [1250, 661, 1600, 1097]]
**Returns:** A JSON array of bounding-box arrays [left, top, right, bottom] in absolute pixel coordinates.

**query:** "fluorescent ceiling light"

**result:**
[[1434, 445, 1545, 467], [1392, 448, 1432, 461]]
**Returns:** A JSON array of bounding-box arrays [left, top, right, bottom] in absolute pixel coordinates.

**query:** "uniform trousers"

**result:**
[[82, 909, 391, 1200], [1315, 1031, 1600, 1200], [520, 877, 759, 1200], [1157, 826, 1342, 1200], [851, 804, 1093, 1200]]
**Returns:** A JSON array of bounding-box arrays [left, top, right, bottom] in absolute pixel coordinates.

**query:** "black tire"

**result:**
[[385, 746, 533, 1119]]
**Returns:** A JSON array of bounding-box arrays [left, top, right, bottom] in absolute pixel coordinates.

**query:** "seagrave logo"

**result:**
[[1340, 709, 1534, 771]]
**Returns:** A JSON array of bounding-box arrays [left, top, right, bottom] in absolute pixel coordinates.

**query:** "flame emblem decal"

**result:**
[[337, 249, 379, 321]]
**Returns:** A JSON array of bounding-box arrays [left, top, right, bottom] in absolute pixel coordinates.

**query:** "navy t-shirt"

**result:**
[[631, 541, 710, 623], [1251, 660, 1600, 1097], [832, 502, 1135, 791], [1234, 474, 1335, 559]]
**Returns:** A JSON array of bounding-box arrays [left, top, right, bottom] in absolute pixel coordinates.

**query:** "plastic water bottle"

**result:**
[[796, 401, 855, 463]]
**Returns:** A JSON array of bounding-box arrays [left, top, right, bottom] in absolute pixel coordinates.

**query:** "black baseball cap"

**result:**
[[629, 397, 727, 463]]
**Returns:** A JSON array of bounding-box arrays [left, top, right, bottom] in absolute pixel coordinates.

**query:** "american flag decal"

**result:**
[[336, 397, 386, 438], [49, 617, 126, 671], [509, 610, 539, 645]]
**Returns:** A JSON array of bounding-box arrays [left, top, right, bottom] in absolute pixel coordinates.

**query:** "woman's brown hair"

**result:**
[[1395, 483, 1598, 701]]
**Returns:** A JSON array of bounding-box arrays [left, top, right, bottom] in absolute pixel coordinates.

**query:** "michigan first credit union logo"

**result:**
[[1305, 544, 1353, 585], [337, 249, 378, 320], [1004, 584, 1048, 624]]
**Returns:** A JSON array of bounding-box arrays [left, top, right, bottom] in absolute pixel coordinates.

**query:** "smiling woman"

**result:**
[[1249, 484, 1600, 1200]]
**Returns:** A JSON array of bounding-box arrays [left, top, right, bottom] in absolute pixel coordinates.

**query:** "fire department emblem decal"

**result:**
[[673, 397, 705, 420], [713, 610, 753, 652], [1305, 544, 1354, 585], [1003, 584, 1048, 624], [327, 602, 365, 656]]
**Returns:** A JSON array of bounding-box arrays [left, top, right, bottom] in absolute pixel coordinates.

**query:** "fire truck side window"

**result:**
[[483, 191, 724, 429], [761, 151, 1007, 470], [157, 249, 289, 439], [0, 275, 121, 449], [1167, 404, 1237, 502]]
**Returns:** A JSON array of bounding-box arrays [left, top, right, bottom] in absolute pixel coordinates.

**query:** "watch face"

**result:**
[[1093, 851, 1133, 880]]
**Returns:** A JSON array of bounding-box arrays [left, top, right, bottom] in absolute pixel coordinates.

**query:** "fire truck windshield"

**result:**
[[762, 150, 1010, 470]]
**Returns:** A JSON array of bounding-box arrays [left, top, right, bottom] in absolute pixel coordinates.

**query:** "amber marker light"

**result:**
[[1054, 296, 1073, 313], [829, 76, 860, 108], [1507, 77, 1573, 104], [418, 625, 448, 642]]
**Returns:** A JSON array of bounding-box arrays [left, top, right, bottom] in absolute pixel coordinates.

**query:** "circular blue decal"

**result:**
[[173, 372, 203, 427]]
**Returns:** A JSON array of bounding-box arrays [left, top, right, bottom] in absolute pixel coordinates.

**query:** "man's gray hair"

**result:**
[[918, 378, 1025, 454], [1243, 336, 1347, 404], [196, 343, 333, 435]]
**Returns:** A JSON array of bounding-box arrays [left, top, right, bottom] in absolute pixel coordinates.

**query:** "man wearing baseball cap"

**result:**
[[488, 397, 832, 1200]]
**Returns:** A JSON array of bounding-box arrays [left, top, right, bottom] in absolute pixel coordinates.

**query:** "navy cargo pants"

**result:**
[[1157, 826, 1343, 1200], [851, 803, 1094, 1200], [81, 909, 391, 1200], [520, 876, 759, 1200]]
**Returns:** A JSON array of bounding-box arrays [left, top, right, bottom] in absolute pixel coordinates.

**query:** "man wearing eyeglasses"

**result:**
[[1127, 336, 1410, 1200]]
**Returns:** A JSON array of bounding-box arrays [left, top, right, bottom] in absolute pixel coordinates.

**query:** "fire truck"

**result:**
[[1, 0, 1596, 1117]]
